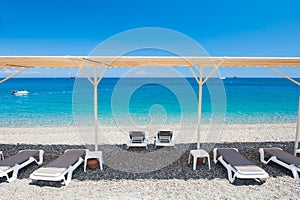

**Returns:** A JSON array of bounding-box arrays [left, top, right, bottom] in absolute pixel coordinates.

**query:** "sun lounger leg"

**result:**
[[227, 168, 236, 183], [218, 156, 236, 183], [259, 148, 268, 164], [65, 172, 72, 186], [64, 157, 84, 185], [0, 150, 44, 183], [7, 158, 36, 182], [36, 150, 44, 165], [7, 168, 19, 183], [213, 148, 218, 164], [291, 167, 300, 181]]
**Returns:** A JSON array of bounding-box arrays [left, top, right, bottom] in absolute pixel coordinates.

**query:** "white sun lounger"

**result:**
[[259, 148, 300, 181], [126, 131, 148, 149], [0, 150, 44, 182], [154, 130, 175, 148], [30, 149, 86, 186], [213, 148, 269, 183]]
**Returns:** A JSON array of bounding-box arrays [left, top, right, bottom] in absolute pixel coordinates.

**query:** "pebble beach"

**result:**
[[0, 123, 300, 199]]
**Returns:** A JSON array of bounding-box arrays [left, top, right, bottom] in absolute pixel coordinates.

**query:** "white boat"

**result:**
[[12, 90, 29, 96], [217, 70, 226, 80]]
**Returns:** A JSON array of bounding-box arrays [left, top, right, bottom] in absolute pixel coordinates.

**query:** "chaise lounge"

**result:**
[[154, 130, 175, 148], [30, 149, 86, 186], [126, 131, 148, 149], [213, 148, 269, 183], [259, 148, 300, 181], [0, 150, 44, 182]]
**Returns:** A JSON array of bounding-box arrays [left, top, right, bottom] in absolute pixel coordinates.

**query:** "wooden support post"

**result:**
[[72, 56, 110, 151], [294, 96, 300, 155], [94, 67, 99, 151], [197, 66, 203, 150], [92, 66, 109, 151]]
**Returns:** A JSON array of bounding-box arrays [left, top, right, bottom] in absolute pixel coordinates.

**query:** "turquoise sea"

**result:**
[[0, 78, 299, 127]]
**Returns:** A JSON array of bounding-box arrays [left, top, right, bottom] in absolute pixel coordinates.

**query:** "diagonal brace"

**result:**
[[79, 68, 94, 85], [0, 68, 28, 84], [268, 66, 300, 86], [189, 66, 200, 85], [97, 67, 109, 85], [202, 59, 225, 85]]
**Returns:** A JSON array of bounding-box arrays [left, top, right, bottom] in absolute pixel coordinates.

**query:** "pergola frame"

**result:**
[[0, 56, 300, 152]]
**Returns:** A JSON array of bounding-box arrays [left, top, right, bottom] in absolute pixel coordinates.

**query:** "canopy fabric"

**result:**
[[1, 56, 300, 68]]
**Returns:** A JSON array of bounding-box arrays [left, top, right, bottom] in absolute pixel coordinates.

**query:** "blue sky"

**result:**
[[0, 0, 300, 77]]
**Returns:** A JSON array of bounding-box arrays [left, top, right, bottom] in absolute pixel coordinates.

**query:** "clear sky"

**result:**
[[0, 0, 300, 77]]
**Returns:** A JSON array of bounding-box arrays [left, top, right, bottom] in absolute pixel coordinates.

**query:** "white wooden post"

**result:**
[[294, 96, 300, 155], [197, 66, 203, 150]]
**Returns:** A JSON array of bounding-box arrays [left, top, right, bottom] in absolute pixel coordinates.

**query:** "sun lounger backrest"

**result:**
[[0, 150, 39, 168], [130, 131, 145, 138], [45, 150, 85, 168], [157, 131, 172, 143], [158, 131, 172, 138], [218, 149, 254, 166], [130, 131, 145, 142], [264, 148, 300, 166]]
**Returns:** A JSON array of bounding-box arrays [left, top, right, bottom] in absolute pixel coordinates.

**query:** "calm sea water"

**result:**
[[0, 78, 299, 127]]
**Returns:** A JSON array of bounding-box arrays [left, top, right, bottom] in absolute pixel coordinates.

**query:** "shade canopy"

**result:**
[[0, 56, 300, 152], [1, 56, 300, 68]]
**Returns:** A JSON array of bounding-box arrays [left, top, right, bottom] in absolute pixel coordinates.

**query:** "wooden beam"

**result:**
[[0, 56, 300, 68]]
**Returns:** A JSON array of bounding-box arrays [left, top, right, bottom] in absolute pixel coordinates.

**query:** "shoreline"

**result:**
[[0, 123, 296, 145]]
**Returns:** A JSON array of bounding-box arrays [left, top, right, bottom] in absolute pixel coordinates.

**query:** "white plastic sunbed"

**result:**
[[0, 150, 44, 182], [213, 148, 269, 183], [30, 149, 86, 186], [259, 148, 300, 181], [154, 130, 175, 148], [126, 131, 148, 149]]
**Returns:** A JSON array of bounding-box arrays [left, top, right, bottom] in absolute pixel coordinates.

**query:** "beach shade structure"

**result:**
[[294, 96, 300, 155], [213, 148, 269, 183], [71, 66, 109, 151], [154, 130, 175, 148], [126, 131, 148, 150], [1, 56, 300, 151], [260, 148, 300, 182], [0, 150, 44, 182], [30, 149, 86, 186]]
